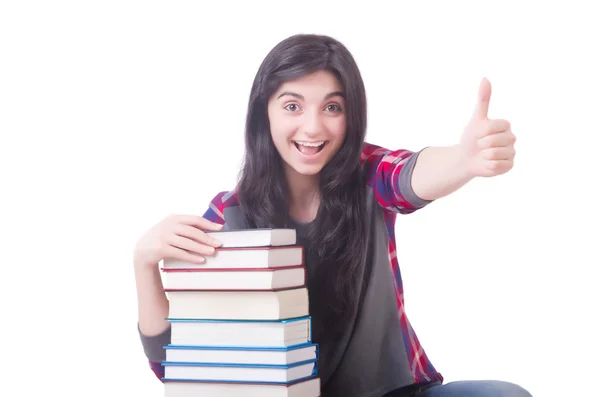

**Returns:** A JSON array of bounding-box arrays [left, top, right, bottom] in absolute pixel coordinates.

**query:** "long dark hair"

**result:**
[[237, 34, 368, 329]]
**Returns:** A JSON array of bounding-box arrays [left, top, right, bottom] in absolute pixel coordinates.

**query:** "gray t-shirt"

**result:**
[[288, 209, 415, 397], [289, 193, 419, 396], [139, 150, 440, 397]]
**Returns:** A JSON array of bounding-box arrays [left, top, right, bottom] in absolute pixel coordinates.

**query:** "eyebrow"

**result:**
[[276, 91, 345, 100]]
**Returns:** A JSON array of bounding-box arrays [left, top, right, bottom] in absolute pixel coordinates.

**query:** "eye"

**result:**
[[324, 103, 342, 112], [284, 103, 301, 112]]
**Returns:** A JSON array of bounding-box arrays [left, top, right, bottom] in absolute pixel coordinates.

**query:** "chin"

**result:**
[[286, 162, 325, 177]]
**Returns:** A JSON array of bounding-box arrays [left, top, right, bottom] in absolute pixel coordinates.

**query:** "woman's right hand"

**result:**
[[133, 214, 224, 271]]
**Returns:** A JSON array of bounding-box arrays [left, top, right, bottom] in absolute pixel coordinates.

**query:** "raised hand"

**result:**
[[459, 78, 517, 178], [133, 214, 224, 270]]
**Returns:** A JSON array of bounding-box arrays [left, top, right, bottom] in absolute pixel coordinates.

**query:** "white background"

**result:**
[[1, 1, 599, 396]]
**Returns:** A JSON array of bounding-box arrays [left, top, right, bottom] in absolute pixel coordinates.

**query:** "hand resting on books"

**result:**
[[133, 214, 224, 270]]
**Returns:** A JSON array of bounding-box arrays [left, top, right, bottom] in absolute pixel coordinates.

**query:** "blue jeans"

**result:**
[[386, 380, 532, 397]]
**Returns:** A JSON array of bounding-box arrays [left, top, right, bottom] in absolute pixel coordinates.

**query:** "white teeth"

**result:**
[[295, 141, 325, 147]]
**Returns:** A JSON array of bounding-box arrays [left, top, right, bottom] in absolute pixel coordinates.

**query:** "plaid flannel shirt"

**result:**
[[147, 142, 443, 385]]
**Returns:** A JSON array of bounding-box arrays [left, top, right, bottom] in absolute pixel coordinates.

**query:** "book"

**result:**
[[166, 287, 309, 320], [164, 343, 318, 365], [160, 227, 320, 395], [162, 376, 320, 397], [168, 316, 311, 347], [162, 359, 317, 383], [206, 228, 297, 247], [163, 245, 304, 270], [161, 265, 306, 290]]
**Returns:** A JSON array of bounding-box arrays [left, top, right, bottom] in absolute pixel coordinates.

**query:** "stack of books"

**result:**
[[160, 228, 321, 397]]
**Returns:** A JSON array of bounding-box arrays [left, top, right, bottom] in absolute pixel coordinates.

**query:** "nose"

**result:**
[[302, 108, 324, 138]]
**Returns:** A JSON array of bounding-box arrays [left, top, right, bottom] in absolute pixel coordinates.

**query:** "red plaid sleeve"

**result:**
[[201, 191, 231, 225], [361, 142, 431, 214]]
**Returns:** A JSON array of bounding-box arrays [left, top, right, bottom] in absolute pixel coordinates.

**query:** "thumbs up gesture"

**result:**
[[459, 78, 516, 178]]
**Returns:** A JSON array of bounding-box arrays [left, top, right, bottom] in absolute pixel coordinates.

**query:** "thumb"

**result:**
[[472, 77, 491, 121]]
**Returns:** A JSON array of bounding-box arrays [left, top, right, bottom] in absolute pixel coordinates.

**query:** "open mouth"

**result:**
[[293, 140, 327, 156]]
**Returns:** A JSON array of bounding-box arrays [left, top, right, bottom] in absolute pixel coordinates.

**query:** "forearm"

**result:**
[[410, 145, 473, 201], [134, 262, 170, 336]]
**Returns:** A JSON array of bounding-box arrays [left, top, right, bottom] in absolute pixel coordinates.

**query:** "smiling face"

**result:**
[[267, 70, 347, 182]]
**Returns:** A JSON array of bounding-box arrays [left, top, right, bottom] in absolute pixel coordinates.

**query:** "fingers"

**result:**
[[175, 223, 222, 248], [175, 214, 224, 231], [168, 234, 217, 257], [483, 159, 513, 175], [157, 215, 225, 265], [480, 146, 515, 161], [167, 221, 224, 264], [487, 119, 511, 134], [162, 244, 207, 264], [478, 129, 516, 149]]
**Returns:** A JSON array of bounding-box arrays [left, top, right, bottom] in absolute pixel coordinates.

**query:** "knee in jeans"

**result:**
[[497, 381, 532, 397]]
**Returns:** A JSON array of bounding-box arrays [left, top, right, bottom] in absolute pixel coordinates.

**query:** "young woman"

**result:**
[[134, 34, 530, 397]]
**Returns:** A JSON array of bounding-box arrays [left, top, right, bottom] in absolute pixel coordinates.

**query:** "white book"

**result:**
[[161, 266, 306, 290], [163, 376, 320, 397], [163, 246, 304, 270], [168, 317, 311, 347], [206, 228, 296, 248], [166, 287, 309, 321], [162, 359, 317, 383], [164, 343, 318, 366]]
